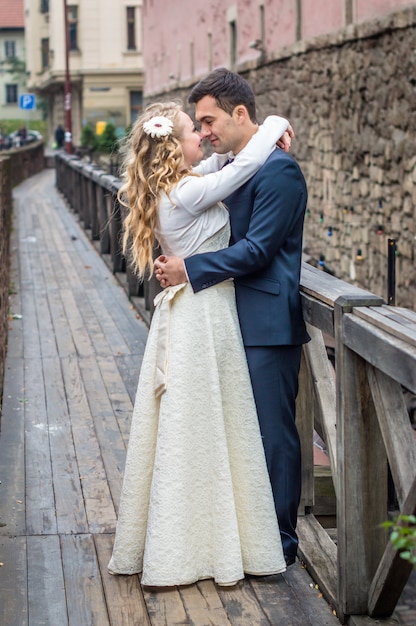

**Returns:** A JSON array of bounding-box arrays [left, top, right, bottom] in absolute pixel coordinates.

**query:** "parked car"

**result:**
[[6, 129, 43, 147]]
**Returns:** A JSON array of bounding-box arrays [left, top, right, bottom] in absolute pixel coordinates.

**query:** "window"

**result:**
[[68, 6, 78, 51], [207, 32, 213, 71], [130, 91, 142, 123], [229, 20, 237, 67], [6, 84, 18, 104], [40, 0, 49, 13], [41, 38, 49, 69], [127, 7, 136, 50], [260, 5, 265, 45], [4, 41, 16, 58], [190, 41, 194, 77]]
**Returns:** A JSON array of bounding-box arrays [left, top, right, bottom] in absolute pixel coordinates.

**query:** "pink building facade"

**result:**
[[142, 0, 414, 95]]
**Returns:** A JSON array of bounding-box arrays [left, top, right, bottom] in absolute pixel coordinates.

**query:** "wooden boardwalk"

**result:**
[[9, 167, 416, 625]]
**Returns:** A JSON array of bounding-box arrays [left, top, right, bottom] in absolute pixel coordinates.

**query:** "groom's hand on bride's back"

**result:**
[[154, 255, 187, 288]]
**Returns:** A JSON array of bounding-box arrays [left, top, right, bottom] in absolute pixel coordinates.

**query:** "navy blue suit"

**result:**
[[185, 147, 310, 559]]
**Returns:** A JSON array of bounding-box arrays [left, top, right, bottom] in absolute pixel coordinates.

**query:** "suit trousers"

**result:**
[[245, 344, 302, 559]]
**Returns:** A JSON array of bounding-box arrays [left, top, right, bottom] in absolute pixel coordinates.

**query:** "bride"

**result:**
[[108, 101, 290, 587]]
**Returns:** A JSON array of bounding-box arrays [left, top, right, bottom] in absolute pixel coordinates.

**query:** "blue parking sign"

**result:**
[[19, 94, 36, 110]]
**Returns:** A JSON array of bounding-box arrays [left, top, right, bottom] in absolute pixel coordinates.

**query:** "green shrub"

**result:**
[[97, 122, 118, 154], [80, 124, 97, 150], [382, 515, 416, 568]]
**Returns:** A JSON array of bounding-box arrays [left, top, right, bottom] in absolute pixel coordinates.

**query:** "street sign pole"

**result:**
[[63, 0, 73, 154], [19, 94, 36, 141]]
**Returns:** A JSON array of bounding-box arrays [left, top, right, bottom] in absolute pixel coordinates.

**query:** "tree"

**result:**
[[80, 124, 98, 151], [97, 122, 118, 154]]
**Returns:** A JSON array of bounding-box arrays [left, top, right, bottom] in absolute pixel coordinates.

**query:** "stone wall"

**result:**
[[146, 7, 416, 310], [0, 142, 45, 402], [0, 157, 12, 403]]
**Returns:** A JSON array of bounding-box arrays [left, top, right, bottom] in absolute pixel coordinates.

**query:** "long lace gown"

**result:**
[[108, 223, 286, 586]]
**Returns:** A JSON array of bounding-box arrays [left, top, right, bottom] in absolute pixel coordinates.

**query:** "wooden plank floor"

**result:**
[[0, 168, 342, 625]]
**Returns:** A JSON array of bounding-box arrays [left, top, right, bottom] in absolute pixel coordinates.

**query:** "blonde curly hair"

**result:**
[[119, 101, 196, 278]]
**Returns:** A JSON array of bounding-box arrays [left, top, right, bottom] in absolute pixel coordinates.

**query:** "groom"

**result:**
[[155, 68, 309, 566]]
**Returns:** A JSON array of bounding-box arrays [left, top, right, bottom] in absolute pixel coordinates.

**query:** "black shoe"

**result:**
[[284, 554, 296, 567]]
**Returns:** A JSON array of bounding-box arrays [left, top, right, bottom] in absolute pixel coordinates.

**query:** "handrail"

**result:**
[[55, 152, 416, 623]]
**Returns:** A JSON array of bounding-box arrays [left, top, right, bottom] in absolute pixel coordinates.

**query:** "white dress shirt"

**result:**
[[155, 116, 289, 258]]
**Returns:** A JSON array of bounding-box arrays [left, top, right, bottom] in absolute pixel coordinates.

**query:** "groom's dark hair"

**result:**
[[188, 68, 257, 123]]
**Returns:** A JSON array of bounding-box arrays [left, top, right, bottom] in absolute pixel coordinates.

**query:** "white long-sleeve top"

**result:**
[[155, 116, 289, 258]]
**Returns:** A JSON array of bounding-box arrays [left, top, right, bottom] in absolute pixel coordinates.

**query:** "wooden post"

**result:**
[[296, 346, 315, 514], [335, 295, 388, 619]]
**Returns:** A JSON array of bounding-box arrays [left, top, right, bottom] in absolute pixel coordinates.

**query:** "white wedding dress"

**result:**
[[108, 224, 286, 586], [108, 118, 288, 587]]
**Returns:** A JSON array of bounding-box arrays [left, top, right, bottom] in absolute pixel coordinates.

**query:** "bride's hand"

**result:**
[[277, 124, 294, 152]]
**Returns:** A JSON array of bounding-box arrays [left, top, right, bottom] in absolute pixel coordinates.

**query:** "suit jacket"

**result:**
[[185, 148, 310, 347]]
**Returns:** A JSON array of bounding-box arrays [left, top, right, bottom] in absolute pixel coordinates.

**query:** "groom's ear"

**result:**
[[232, 105, 249, 125]]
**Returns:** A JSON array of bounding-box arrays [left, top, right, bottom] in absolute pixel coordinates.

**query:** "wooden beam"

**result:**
[[354, 307, 416, 349], [304, 324, 337, 481], [297, 348, 315, 512], [297, 514, 338, 612], [343, 313, 416, 394], [367, 365, 416, 507]]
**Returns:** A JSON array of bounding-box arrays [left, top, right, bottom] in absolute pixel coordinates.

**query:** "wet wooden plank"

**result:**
[[78, 355, 127, 508], [143, 586, 189, 625], [21, 291, 41, 359], [217, 580, 270, 625], [39, 249, 60, 291], [59, 288, 96, 358], [94, 533, 151, 626], [0, 357, 26, 537], [115, 353, 145, 405], [61, 355, 117, 534], [96, 354, 134, 447], [24, 356, 56, 535], [34, 289, 58, 358], [248, 574, 307, 625], [72, 287, 114, 357], [46, 288, 77, 357], [179, 579, 233, 626], [27, 535, 68, 626], [284, 563, 340, 625], [6, 226, 23, 359], [43, 356, 88, 534], [0, 536, 28, 626], [61, 534, 110, 626], [86, 289, 133, 357]]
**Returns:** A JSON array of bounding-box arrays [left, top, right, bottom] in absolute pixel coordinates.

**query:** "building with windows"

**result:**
[[143, 0, 414, 95], [24, 0, 143, 145], [0, 0, 26, 120]]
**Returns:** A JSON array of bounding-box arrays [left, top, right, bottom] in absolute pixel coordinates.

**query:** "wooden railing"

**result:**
[[55, 152, 416, 624], [297, 267, 416, 625]]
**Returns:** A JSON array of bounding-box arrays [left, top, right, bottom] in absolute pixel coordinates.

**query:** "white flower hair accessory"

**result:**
[[143, 115, 173, 139]]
